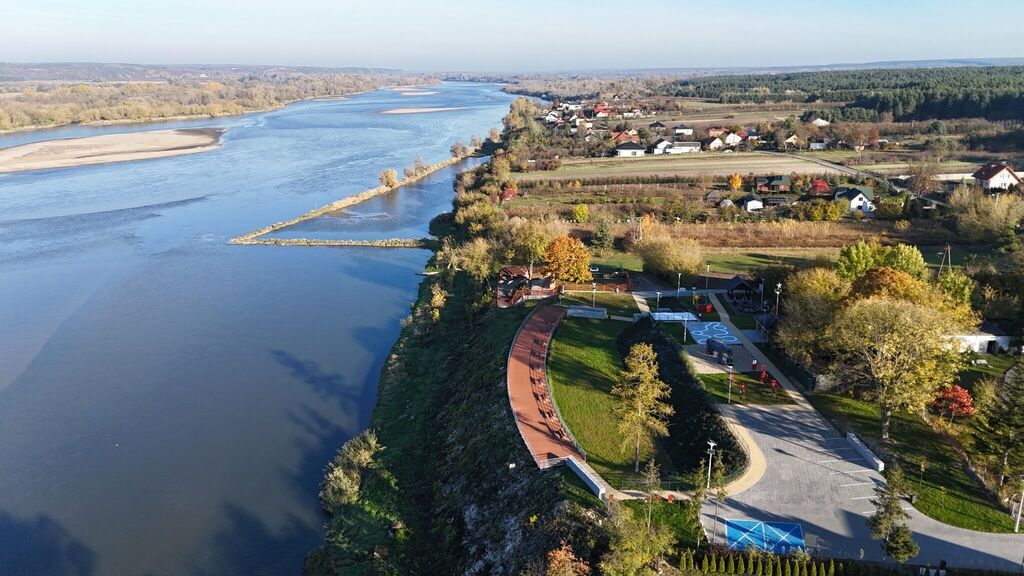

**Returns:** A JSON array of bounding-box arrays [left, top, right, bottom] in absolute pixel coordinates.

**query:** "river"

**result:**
[[0, 82, 514, 576]]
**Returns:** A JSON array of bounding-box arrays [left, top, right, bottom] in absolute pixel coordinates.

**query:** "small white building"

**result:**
[[809, 140, 829, 151], [834, 187, 876, 213], [652, 138, 674, 155], [615, 142, 646, 157], [742, 195, 764, 212], [701, 137, 724, 151], [723, 132, 744, 147], [955, 322, 1011, 354], [811, 117, 831, 127], [674, 125, 694, 136], [973, 163, 1022, 190], [665, 141, 701, 154]]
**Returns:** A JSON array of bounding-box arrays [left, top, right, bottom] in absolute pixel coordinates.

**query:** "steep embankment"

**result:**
[[304, 272, 605, 576]]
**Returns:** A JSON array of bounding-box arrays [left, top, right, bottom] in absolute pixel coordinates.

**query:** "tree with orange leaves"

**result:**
[[728, 173, 743, 191], [544, 236, 592, 284], [546, 541, 591, 576]]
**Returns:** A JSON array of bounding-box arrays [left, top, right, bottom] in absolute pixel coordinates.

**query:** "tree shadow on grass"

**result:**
[[0, 512, 95, 576]]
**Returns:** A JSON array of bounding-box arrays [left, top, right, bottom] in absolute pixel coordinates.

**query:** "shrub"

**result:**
[[634, 234, 703, 283]]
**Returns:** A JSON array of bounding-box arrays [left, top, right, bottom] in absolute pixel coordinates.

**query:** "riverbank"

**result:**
[[0, 128, 223, 173]]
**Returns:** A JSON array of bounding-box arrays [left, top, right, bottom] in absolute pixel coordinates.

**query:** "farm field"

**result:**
[[514, 152, 842, 181]]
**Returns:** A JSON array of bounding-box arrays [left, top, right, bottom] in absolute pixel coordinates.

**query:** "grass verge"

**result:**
[[808, 392, 1014, 533]]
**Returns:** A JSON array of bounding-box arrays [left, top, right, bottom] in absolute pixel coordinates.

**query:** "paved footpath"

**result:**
[[703, 294, 1024, 570]]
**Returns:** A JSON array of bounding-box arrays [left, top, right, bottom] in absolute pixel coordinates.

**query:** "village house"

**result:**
[[741, 194, 764, 212], [972, 162, 1022, 190], [610, 130, 640, 144], [665, 141, 701, 154], [703, 190, 722, 205], [811, 117, 831, 127], [652, 138, 674, 155], [784, 134, 800, 147], [701, 137, 724, 151], [955, 321, 1011, 354], [744, 130, 761, 142], [723, 132, 744, 147], [615, 141, 646, 157], [674, 125, 694, 136], [593, 102, 611, 118], [648, 121, 666, 133], [834, 186, 875, 213], [707, 126, 729, 137], [755, 175, 792, 193]]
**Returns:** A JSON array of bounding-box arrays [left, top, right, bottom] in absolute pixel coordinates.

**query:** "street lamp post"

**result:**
[[1015, 476, 1024, 533], [591, 283, 597, 309], [706, 440, 717, 490], [656, 291, 661, 312], [727, 366, 734, 404], [705, 263, 711, 291], [774, 282, 783, 315], [677, 272, 682, 298]]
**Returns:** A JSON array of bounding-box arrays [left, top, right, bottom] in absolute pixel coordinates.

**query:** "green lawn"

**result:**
[[591, 251, 644, 273], [957, 354, 1016, 392], [808, 392, 1014, 533], [623, 499, 704, 550], [717, 298, 759, 330], [701, 372, 796, 406], [705, 249, 838, 275], [559, 292, 638, 317], [547, 318, 636, 485]]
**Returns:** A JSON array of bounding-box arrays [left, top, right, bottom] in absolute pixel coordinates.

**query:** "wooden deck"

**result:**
[[506, 306, 581, 469]]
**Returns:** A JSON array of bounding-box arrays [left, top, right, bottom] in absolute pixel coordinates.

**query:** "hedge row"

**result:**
[[678, 550, 1017, 576]]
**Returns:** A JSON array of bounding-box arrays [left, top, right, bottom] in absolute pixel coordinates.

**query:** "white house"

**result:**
[[652, 138, 674, 155], [615, 142, 646, 157], [972, 162, 1022, 190], [742, 195, 764, 212], [834, 186, 875, 213], [809, 139, 829, 151], [674, 125, 694, 136], [811, 117, 831, 127], [666, 141, 701, 154], [701, 137, 724, 151], [723, 132, 744, 147], [955, 321, 1011, 354], [560, 102, 582, 112]]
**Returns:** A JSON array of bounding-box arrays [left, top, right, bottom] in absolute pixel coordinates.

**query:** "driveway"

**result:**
[[701, 294, 1024, 570]]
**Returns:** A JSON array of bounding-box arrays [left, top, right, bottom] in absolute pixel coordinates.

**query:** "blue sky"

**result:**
[[2, 0, 1021, 71]]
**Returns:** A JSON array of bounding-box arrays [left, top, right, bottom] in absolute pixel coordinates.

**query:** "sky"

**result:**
[[2, 0, 1022, 72]]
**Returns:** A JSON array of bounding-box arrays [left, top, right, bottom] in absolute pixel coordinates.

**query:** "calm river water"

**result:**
[[0, 82, 514, 575]]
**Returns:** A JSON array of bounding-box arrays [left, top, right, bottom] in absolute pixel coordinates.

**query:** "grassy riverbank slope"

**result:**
[[303, 270, 605, 575]]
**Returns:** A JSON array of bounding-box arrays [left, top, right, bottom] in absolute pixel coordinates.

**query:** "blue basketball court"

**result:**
[[726, 520, 805, 553]]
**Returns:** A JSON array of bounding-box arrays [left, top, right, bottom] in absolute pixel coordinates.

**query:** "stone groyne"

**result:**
[[229, 153, 472, 245]]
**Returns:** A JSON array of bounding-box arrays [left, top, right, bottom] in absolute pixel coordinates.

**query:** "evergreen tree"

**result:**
[[828, 559, 836, 576], [728, 555, 736, 574], [719, 556, 727, 573], [885, 525, 920, 563], [756, 557, 764, 576], [811, 562, 818, 576], [710, 554, 718, 573], [784, 559, 792, 576], [737, 556, 746, 575], [978, 362, 1024, 485], [702, 554, 710, 573]]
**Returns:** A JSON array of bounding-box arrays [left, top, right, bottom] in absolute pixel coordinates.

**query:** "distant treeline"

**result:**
[[0, 73, 433, 131], [658, 66, 1024, 121]]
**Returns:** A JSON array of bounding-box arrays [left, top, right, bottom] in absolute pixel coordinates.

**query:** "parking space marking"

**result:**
[[830, 469, 874, 475], [840, 482, 874, 487], [818, 457, 865, 464]]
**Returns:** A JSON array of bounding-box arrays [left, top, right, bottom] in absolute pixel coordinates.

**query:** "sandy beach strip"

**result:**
[[0, 128, 224, 174], [380, 107, 468, 115], [400, 90, 439, 96]]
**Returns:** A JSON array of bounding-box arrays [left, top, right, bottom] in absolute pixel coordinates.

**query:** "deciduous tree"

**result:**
[[728, 173, 743, 191], [378, 168, 398, 188], [776, 267, 850, 366], [599, 502, 675, 576], [547, 540, 591, 576], [826, 298, 965, 440], [930, 385, 975, 423], [544, 236, 592, 284]]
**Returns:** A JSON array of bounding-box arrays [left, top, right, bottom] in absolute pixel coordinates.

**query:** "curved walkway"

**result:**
[[507, 306, 581, 469], [705, 294, 1024, 569]]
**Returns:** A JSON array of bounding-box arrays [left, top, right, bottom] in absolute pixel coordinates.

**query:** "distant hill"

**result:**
[[0, 62, 401, 83]]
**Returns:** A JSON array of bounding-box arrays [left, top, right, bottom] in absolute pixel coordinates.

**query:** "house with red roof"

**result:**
[[972, 162, 1021, 190]]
